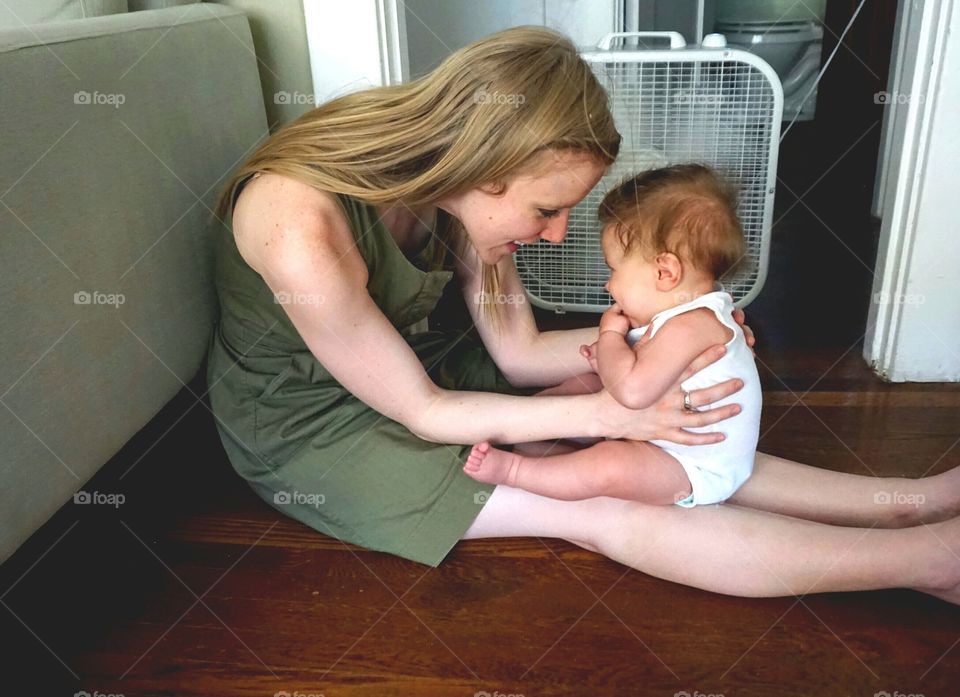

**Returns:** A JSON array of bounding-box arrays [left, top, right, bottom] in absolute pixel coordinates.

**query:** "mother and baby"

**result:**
[[207, 27, 960, 603]]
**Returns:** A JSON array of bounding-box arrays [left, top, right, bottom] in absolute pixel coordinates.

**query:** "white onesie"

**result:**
[[625, 291, 761, 507]]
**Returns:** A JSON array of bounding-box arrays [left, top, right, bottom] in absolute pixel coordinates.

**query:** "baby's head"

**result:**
[[598, 164, 745, 326]]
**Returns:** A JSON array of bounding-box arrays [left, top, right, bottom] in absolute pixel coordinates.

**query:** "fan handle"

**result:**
[[596, 31, 687, 50]]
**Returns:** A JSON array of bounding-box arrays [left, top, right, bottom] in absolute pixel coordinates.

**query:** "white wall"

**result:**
[[403, 0, 618, 77], [301, 1, 706, 102], [864, 0, 960, 382], [303, 1, 407, 101]]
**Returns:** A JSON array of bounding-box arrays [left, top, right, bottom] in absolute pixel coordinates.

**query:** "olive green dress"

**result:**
[[206, 177, 523, 566]]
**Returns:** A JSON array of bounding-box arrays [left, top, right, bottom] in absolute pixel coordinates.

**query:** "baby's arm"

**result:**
[[597, 307, 731, 410]]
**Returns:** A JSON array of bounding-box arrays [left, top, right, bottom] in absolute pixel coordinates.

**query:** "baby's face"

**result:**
[[601, 226, 660, 327]]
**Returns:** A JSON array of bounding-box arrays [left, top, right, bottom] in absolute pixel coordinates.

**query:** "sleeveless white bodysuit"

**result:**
[[626, 291, 761, 506]]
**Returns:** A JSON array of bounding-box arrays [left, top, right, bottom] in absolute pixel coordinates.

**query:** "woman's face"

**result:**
[[442, 150, 608, 265]]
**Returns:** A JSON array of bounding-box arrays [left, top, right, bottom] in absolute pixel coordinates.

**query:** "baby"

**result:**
[[464, 164, 762, 507]]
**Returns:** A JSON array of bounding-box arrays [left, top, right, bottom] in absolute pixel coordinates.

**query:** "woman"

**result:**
[[207, 27, 960, 603]]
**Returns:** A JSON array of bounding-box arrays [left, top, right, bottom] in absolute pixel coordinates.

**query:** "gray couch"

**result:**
[[0, 1, 271, 563]]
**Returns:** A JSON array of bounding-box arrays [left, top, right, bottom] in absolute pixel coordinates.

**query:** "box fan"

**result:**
[[515, 31, 783, 312]]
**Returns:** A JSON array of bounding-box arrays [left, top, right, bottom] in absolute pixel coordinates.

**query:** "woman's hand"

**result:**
[[592, 344, 743, 444], [732, 308, 756, 355]]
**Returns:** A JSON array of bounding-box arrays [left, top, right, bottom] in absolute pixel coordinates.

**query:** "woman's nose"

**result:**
[[540, 212, 569, 244]]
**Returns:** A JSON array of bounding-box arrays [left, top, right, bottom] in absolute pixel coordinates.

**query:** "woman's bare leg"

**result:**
[[462, 485, 960, 602], [729, 451, 960, 528]]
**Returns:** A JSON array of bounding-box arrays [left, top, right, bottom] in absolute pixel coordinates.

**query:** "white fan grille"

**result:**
[[517, 53, 781, 312]]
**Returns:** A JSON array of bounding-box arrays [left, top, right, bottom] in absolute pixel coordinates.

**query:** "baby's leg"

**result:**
[[463, 439, 692, 504]]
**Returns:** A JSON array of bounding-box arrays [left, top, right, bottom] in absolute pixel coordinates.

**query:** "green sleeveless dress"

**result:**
[[206, 177, 523, 566]]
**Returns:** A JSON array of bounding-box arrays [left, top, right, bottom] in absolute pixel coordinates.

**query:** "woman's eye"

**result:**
[[537, 208, 559, 218]]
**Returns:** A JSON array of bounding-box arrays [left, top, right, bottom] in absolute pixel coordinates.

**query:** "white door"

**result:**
[[864, 0, 960, 382]]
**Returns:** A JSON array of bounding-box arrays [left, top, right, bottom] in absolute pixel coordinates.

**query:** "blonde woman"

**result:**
[[209, 27, 960, 603]]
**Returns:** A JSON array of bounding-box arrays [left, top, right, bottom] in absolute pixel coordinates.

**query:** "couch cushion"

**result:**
[[0, 3, 269, 564], [0, 0, 127, 29]]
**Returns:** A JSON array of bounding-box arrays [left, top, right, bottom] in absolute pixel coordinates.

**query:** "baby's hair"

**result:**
[[598, 164, 746, 281]]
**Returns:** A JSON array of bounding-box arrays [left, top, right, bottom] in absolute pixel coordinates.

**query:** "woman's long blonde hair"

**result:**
[[215, 26, 620, 328]]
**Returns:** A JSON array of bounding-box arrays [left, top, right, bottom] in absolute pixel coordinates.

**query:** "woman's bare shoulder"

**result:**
[[230, 172, 363, 280]]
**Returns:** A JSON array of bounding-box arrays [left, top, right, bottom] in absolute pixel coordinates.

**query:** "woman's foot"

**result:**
[[463, 441, 524, 487], [892, 464, 960, 527], [924, 464, 960, 522], [911, 517, 960, 606], [868, 465, 960, 528]]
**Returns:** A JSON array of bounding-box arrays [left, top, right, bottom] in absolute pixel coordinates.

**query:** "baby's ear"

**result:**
[[654, 252, 682, 290]]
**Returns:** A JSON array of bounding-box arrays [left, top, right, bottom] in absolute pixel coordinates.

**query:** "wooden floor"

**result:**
[[4, 343, 960, 696]]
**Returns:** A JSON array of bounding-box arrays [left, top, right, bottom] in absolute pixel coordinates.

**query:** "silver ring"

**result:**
[[683, 390, 697, 412]]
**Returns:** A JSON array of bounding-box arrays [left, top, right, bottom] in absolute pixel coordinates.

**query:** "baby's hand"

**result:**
[[579, 341, 600, 373], [599, 303, 631, 336]]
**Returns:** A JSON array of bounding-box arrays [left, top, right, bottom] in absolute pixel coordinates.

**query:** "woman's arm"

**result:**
[[235, 178, 741, 447], [453, 244, 596, 388], [455, 250, 756, 389], [233, 180, 606, 443]]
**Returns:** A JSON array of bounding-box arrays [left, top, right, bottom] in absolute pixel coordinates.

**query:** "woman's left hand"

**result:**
[[732, 308, 756, 355]]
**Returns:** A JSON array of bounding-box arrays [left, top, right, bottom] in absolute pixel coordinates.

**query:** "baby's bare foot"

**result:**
[[463, 441, 523, 487]]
